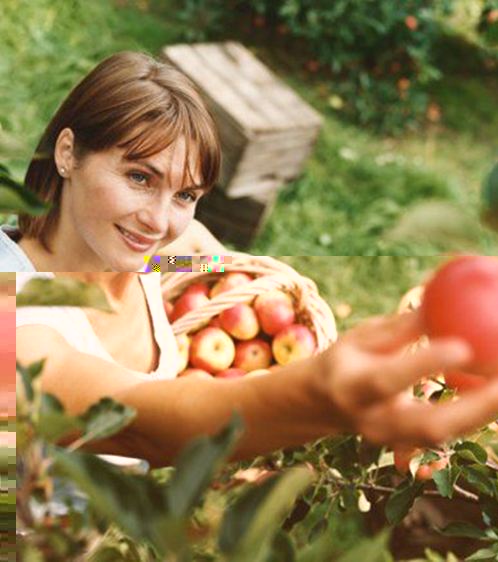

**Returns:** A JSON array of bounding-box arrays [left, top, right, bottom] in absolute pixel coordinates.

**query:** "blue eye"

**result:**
[[128, 171, 150, 186], [177, 191, 198, 203]]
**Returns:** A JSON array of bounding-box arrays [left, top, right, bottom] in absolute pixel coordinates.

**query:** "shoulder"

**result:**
[[0, 228, 36, 272]]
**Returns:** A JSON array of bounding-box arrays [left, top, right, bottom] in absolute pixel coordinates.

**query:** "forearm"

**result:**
[[113, 353, 338, 467]]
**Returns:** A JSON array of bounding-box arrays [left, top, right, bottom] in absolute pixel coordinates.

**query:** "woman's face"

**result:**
[[57, 136, 204, 271]]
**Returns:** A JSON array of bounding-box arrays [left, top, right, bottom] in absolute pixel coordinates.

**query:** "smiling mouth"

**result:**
[[115, 224, 160, 250]]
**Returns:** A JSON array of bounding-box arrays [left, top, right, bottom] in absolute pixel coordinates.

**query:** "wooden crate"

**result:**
[[161, 41, 323, 199], [195, 186, 278, 249]]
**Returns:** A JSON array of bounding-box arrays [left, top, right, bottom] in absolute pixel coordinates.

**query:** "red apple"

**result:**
[[393, 446, 422, 474], [190, 327, 236, 374], [209, 316, 222, 329], [444, 370, 487, 393], [246, 369, 271, 378], [210, 273, 253, 298], [415, 457, 449, 481], [272, 324, 316, 366], [220, 304, 260, 340], [178, 368, 213, 380], [233, 338, 272, 371], [215, 368, 246, 379], [183, 282, 210, 298], [254, 290, 296, 336], [171, 291, 210, 322], [175, 333, 190, 373]]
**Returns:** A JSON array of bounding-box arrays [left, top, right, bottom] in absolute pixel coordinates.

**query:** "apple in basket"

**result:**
[[254, 290, 296, 336], [210, 272, 253, 298], [178, 368, 213, 380], [183, 282, 210, 298], [190, 327, 236, 374], [175, 333, 190, 373], [215, 368, 246, 379], [272, 324, 316, 366], [220, 304, 260, 340], [171, 290, 210, 322], [233, 339, 272, 371]]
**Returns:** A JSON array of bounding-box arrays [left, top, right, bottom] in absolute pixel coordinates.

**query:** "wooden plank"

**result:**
[[224, 42, 323, 128], [193, 44, 300, 130], [162, 45, 267, 132]]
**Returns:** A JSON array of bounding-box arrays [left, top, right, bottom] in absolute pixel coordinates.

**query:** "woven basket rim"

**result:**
[[161, 253, 337, 351]]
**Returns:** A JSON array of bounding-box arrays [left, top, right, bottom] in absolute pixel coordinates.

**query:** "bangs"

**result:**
[[116, 103, 220, 192]]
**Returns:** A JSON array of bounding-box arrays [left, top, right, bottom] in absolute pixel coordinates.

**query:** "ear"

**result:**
[[54, 128, 76, 178]]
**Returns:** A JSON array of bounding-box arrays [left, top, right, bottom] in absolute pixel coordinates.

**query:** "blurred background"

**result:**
[[0, 0, 497, 255]]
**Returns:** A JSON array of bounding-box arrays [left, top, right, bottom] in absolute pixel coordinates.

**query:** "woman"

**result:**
[[16, 271, 498, 468], [0, 51, 225, 272]]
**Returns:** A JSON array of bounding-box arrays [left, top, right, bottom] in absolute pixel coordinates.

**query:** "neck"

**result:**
[[54, 272, 139, 307]]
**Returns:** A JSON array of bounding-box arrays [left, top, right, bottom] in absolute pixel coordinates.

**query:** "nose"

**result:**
[[136, 192, 171, 238]]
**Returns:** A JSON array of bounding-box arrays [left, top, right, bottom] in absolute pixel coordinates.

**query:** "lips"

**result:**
[[116, 225, 158, 245]]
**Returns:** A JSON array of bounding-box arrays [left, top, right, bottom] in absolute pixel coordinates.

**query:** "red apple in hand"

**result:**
[[272, 324, 316, 366], [190, 327, 236, 374], [415, 456, 449, 481], [444, 370, 487, 393], [220, 304, 260, 340], [210, 273, 253, 298], [254, 290, 295, 336], [216, 368, 246, 379], [422, 256, 498, 377], [233, 338, 272, 371], [171, 291, 210, 322]]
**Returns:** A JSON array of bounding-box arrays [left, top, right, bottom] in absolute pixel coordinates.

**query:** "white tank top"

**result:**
[[16, 272, 181, 380]]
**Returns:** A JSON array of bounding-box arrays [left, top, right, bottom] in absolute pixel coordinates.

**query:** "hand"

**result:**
[[316, 310, 498, 448]]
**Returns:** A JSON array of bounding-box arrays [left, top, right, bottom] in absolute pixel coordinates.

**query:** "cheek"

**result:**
[[168, 204, 196, 240], [75, 175, 137, 221]]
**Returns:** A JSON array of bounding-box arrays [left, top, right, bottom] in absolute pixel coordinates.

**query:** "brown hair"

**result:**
[[19, 51, 221, 252]]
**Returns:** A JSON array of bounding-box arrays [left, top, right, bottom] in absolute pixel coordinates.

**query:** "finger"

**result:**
[[355, 338, 473, 403], [342, 310, 424, 354], [360, 380, 498, 448]]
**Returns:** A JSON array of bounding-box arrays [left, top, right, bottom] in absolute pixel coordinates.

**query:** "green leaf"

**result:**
[[268, 530, 296, 562], [36, 393, 83, 443], [16, 277, 115, 312], [461, 465, 496, 497], [167, 410, 244, 518], [336, 528, 392, 562], [385, 479, 424, 525], [432, 466, 454, 498], [219, 466, 315, 562], [16, 359, 45, 402], [52, 448, 186, 558], [482, 161, 498, 211], [77, 398, 137, 447], [0, 170, 50, 215], [439, 521, 492, 541], [466, 542, 498, 561], [454, 442, 489, 464]]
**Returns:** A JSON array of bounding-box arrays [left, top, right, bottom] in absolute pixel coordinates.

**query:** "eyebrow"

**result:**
[[125, 158, 206, 191]]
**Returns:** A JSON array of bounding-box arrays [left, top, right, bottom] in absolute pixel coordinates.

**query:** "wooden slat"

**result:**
[[162, 45, 267, 131]]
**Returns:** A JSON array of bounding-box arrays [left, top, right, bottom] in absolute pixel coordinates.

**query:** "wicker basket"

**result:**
[[161, 254, 337, 359]]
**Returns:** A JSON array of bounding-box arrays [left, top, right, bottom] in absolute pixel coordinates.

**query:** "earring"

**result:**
[[60, 167, 66, 176]]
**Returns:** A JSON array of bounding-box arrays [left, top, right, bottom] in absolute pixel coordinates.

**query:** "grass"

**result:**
[[0, 0, 497, 260]]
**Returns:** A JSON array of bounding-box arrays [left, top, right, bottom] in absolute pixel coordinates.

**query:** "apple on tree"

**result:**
[[190, 327, 236, 374], [272, 324, 316, 366], [254, 290, 296, 336]]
